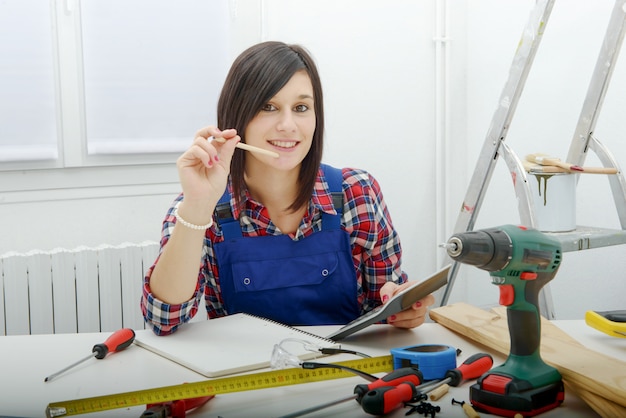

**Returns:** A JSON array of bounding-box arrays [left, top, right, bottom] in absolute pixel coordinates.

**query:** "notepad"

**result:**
[[134, 313, 339, 377]]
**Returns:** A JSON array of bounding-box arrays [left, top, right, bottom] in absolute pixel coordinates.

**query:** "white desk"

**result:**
[[1, 320, 619, 418]]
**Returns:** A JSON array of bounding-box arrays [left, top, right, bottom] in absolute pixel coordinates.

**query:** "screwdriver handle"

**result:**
[[45, 328, 136, 382], [354, 367, 423, 400], [92, 328, 136, 359], [360, 382, 416, 415], [446, 352, 493, 386]]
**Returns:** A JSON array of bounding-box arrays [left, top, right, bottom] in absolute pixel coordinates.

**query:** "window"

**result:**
[[0, 1, 58, 163], [80, 0, 230, 157], [0, 0, 231, 168]]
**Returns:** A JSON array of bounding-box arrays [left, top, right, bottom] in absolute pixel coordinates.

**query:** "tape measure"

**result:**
[[46, 355, 394, 417], [390, 344, 457, 380]]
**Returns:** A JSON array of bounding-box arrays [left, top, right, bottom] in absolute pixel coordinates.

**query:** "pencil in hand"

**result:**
[[212, 137, 279, 158]]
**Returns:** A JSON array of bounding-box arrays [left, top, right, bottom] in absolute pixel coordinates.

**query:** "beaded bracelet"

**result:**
[[174, 207, 213, 230]]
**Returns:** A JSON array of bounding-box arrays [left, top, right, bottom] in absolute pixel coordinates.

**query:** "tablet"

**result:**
[[326, 264, 451, 341]]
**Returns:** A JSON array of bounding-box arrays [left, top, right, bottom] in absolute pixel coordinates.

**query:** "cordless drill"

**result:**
[[443, 225, 564, 417]]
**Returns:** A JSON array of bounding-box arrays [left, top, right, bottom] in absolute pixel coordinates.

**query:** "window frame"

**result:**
[[0, 0, 262, 203]]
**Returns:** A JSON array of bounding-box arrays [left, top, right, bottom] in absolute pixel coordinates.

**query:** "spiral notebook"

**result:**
[[134, 313, 339, 377]]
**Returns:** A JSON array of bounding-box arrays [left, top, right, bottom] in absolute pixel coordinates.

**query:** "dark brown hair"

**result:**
[[217, 41, 324, 212]]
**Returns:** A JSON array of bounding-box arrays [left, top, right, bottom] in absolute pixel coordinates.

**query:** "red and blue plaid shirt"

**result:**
[[142, 167, 407, 335]]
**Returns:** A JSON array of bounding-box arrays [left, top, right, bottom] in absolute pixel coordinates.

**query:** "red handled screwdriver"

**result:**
[[44, 328, 136, 382], [360, 353, 493, 415], [278, 367, 423, 418], [414, 352, 493, 394], [353, 367, 423, 400], [360, 382, 419, 415]]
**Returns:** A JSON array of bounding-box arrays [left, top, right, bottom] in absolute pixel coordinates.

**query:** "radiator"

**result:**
[[0, 241, 159, 336]]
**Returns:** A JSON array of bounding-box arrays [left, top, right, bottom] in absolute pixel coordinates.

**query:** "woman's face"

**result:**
[[244, 70, 316, 170]]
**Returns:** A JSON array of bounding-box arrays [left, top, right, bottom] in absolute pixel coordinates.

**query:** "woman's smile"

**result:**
[[269, 139, 299, 149]]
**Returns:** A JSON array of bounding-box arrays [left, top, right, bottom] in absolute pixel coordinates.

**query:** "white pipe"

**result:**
[[434, 0, 451, 268]]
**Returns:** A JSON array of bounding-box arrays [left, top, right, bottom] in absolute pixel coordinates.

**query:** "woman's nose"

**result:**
[[276, 111, 297, 132]]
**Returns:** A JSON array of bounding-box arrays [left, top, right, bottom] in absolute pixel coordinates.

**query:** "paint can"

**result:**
[[530, 172, 576, 232]]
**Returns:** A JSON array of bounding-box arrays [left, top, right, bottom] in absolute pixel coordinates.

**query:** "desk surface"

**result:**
[[1, 318, 621, 418]]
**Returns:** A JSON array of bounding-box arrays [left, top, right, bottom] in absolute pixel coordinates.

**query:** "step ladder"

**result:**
[[439, 0, 626, 319]]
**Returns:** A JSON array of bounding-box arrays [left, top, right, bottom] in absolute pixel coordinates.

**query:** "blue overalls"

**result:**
[[213, 164, 360, 326]]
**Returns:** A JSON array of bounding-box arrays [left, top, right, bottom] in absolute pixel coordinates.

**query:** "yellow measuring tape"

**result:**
[[46, 355, 394, 417]]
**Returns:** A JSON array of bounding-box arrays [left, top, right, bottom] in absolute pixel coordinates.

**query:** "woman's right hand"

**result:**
[[176, 126, 240, 215]]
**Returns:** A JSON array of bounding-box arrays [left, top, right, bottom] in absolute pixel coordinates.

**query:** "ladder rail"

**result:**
[[440, 0, 555, 306], [589, 135, 626, 229], [566, 0, 626, 167], [450, 0, 554, 236], [499, 142, 538, 229]]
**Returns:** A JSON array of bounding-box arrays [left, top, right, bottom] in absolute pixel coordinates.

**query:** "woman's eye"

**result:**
[[294, 104, 309, 112], [261, 104, 277, 111]]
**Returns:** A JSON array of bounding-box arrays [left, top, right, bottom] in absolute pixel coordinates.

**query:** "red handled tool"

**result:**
[[278, 367, 423, 418], [142, 394, 214, 418], [44, 328, 136, 382], [360, 353, 493, 415], [360, 382, 419, 415], [415, 352, 494, 394], [353, 367, 424, 398]]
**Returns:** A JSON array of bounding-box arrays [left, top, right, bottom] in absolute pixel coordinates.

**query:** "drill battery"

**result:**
[[470, 373, 564, 417]]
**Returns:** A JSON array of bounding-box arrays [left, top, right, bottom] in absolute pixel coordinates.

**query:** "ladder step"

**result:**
[[546, 226, 626, 252]]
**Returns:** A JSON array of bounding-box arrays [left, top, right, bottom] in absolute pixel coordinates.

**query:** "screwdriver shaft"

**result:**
[[44, 352, 96, 382], [278, 394, 357, 418]]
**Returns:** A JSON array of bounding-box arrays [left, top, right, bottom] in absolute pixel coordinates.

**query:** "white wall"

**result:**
[[1, 0, 625, 319]]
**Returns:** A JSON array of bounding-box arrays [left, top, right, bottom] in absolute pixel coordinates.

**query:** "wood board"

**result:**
[[429, 303, 626, 417]]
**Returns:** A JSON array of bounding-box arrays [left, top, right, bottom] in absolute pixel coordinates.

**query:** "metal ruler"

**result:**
[[46, 355, 394, 417]]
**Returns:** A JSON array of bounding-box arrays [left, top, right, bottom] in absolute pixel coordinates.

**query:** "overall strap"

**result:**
[[215, 166, 345, 239], [320, 164, 344, 231], [215, 190, 242, 239]]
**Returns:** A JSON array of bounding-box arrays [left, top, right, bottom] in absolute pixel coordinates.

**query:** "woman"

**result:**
[[142, 41, 434, 335]]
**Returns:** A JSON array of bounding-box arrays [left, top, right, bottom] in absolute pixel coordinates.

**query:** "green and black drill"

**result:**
[[443, 224, 564, 417]]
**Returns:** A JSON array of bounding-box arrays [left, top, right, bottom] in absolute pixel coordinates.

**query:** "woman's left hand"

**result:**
[[379, 281, 436, 329]]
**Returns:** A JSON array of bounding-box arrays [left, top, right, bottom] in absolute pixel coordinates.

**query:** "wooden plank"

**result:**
[[429, 303, 626, 411], [565, 381, 626, 418]]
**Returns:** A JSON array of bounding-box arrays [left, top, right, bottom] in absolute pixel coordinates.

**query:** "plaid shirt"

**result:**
[[142, 167, 407, 335]]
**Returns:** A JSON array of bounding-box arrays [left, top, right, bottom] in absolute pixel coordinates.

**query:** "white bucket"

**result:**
[[530, 173, 576, 232]]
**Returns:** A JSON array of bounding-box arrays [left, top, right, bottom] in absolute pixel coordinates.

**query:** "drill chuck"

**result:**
[[444, 237, 463, 258], [444, 229, 513, 272]]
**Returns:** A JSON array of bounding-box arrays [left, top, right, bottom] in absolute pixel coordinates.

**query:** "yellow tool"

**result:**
[[46, 355, 394, 417], [585, 310, 626, 338]]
